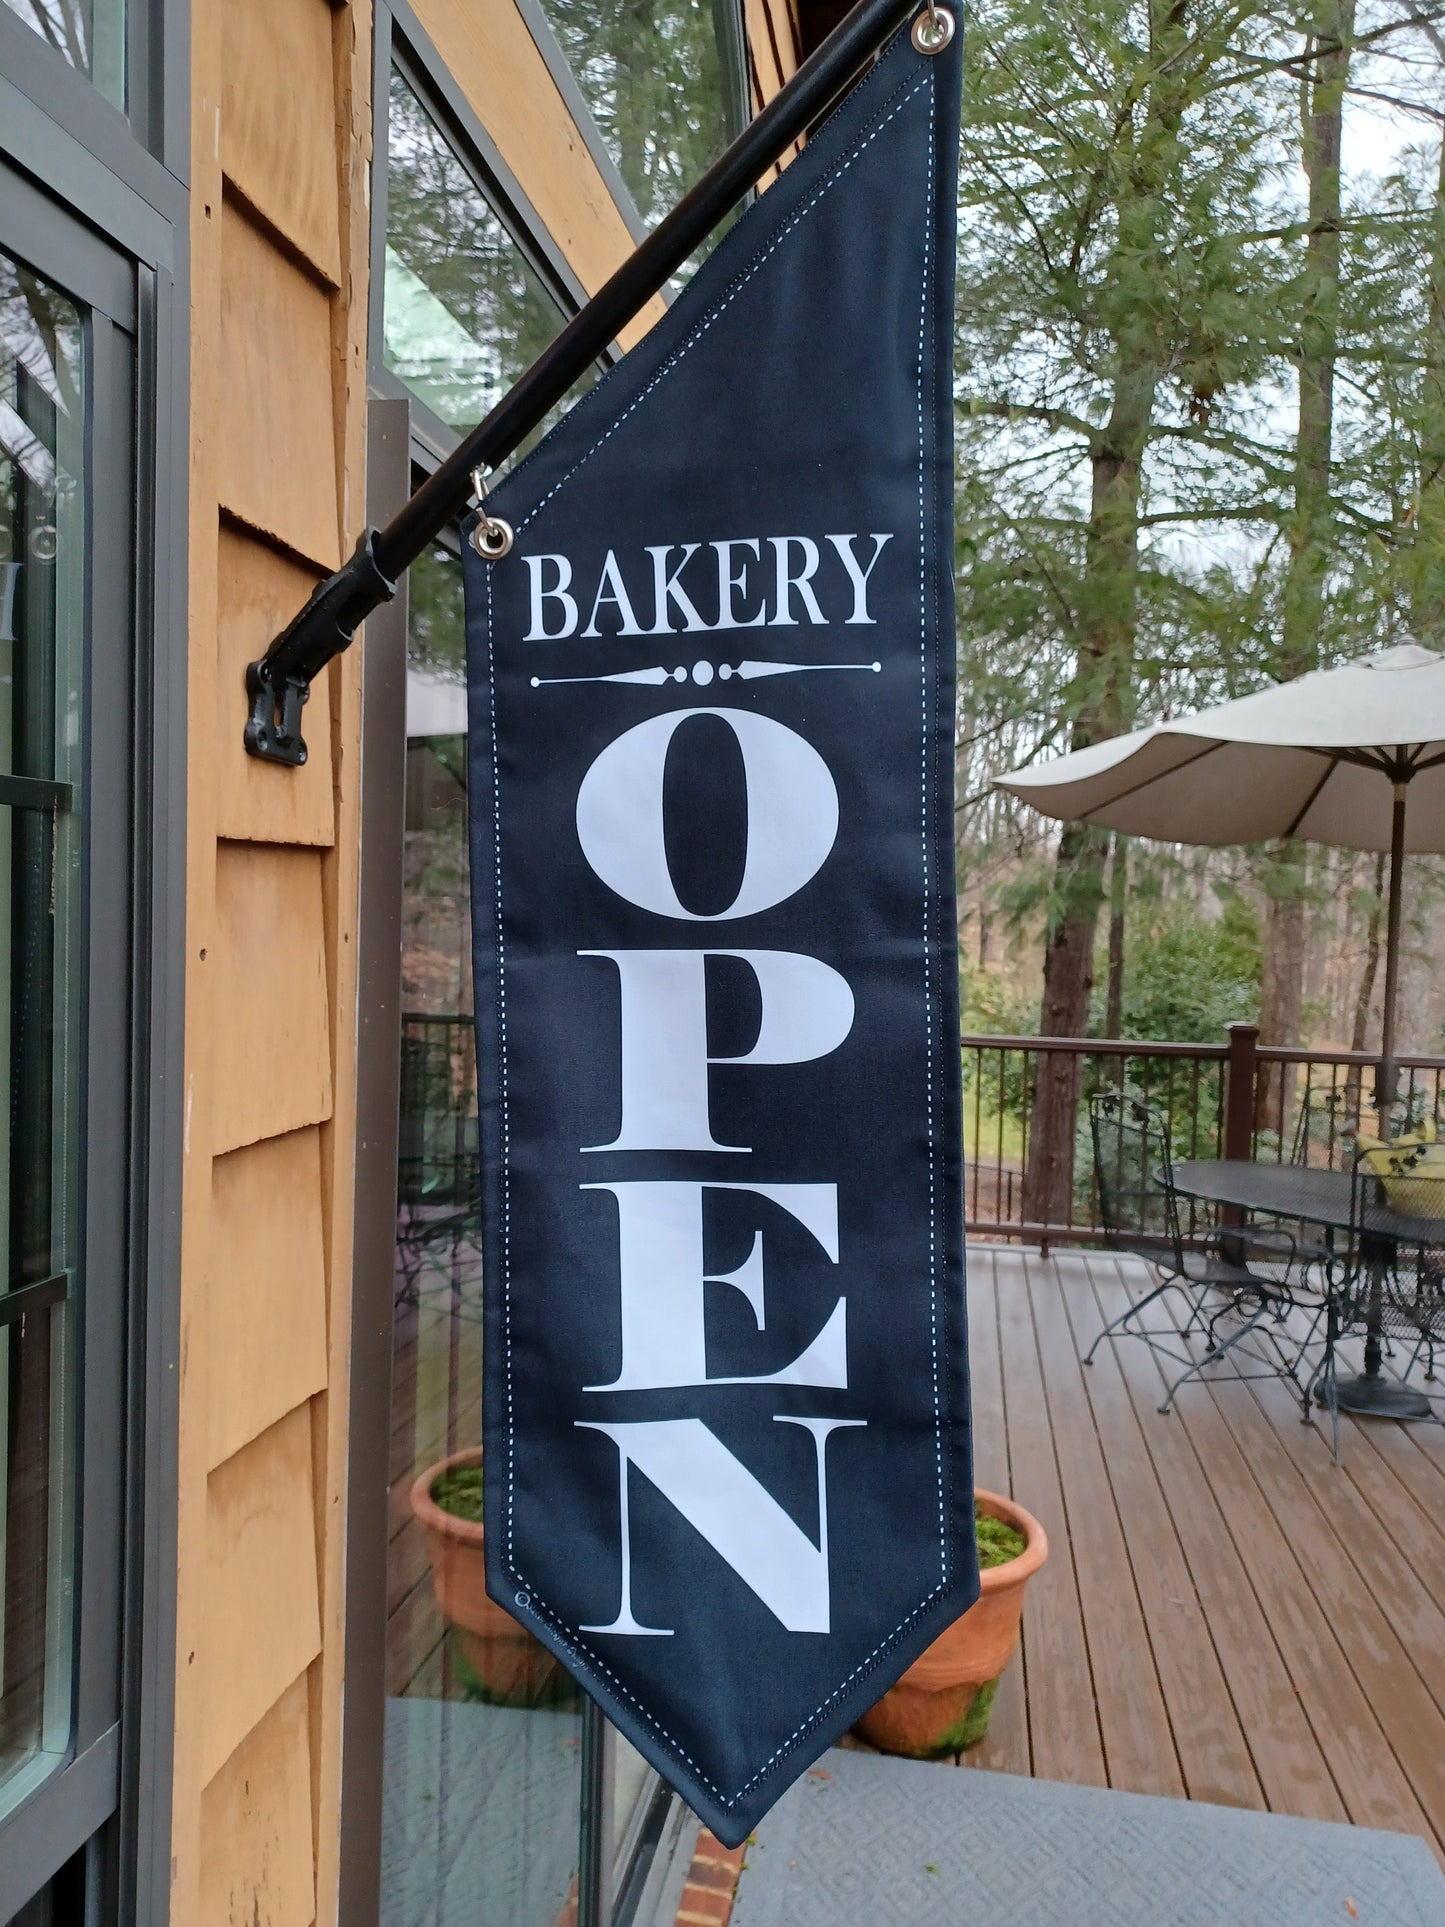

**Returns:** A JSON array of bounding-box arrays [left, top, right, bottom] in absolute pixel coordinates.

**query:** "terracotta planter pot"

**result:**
[[410, 1448, 567, 1706], [852, 1488, 1048, 1759]]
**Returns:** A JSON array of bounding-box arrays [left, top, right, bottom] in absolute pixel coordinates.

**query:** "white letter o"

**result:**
[[575, 707, 838, 921]]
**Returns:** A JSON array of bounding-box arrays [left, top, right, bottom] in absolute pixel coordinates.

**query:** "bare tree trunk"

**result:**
[[1104, 833, 1127, 1039], [1344, 851, 1386, 1125], [1258, 1, 1354, 1124], [1258, 887, 1306, 1125], [1024, 5, 1189, 1223], [1026, 826, 1107, 1224], [1258, 872, 1308, 1132], [1411, 107, 1445, 639], [1022, 397, 1147, 1224]]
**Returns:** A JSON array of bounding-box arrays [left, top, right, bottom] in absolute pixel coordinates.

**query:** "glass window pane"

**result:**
[[0, 252, 84, 1818], [384, 70, 585, 442], [612, 1729, 654, 1860], [383, 539, 583, 1927], [1, 1, 127, 111], [536, 0, 745, 227]]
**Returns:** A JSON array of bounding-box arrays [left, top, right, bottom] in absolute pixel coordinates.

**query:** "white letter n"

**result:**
[[578, 1416, 865, 1635]]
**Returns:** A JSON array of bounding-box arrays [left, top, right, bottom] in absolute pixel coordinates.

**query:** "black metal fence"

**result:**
[[961, 1034, 1229, 1241], [962, 1024, 1445, 1245], [399, 1012, 1445, 1249]]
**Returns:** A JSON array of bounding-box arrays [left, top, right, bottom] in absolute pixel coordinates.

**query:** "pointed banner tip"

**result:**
[[461, 15, 974, 1842]]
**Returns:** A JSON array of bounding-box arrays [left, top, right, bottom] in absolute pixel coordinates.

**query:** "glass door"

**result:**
[[0, 246, 85, 1823], [382, 527, 589, 1927], [0, 164, 138, 1924]]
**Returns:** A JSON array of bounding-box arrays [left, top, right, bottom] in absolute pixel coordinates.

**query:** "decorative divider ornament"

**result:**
[[461, 15, 974, 1846]]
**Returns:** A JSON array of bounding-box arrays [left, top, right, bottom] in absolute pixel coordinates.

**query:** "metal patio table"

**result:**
[[1169, 1159, 1434, 1420]]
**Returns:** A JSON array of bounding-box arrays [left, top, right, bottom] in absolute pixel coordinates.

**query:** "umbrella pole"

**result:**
[[1341, 779, 1430, 1419], [1374, 783, 1408, 1118]]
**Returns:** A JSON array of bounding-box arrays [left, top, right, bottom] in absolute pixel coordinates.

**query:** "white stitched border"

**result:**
[[487, 573, 518, 1561], [515, 1573, 951, 1806], [488, 63, 952, 1813], [919, 82, 947, 1584]]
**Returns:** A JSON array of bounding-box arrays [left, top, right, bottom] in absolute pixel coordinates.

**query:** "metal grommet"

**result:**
[[471, 514, 514, 560], [912, 3, 954, 53], [469, 464, 515, 561]]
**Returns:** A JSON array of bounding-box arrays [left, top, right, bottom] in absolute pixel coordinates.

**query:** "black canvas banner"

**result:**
[[461, 16, 974, 1846]]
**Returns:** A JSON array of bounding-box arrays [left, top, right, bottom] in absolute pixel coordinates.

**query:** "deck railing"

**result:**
[[398, 1012, 1445, 1248], [962, 1023, 1445, 1245], [961, 1033, 1228, 1243]]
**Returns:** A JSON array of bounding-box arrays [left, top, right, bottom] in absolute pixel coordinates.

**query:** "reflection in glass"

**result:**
[[0, 252, 84, 1817], [1, 0, 126, 109], [613, 1729, 654, 1868], [537, 0, 745, 227], [383, 541, 583, 1926], [384, 71, 586, 443]]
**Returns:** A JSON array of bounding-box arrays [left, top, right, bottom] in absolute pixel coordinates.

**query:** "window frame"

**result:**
[[0, 0, 187, 162], [511, 0, 750, 238], [369, 1, 604, 464], [0, 27, 187, 1927], [510, 0, 651, 245]]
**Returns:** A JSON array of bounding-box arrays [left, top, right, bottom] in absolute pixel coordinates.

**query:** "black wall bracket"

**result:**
[[244, 531, 397, 765]]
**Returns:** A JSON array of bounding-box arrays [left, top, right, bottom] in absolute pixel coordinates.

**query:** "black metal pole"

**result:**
[[1373, 780, 1408, 1118], [244, 0, 926, 764], [577, 1695, 613, 1927]]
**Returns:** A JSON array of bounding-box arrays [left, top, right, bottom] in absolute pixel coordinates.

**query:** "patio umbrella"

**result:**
[[994, 640, 1445, 1113]]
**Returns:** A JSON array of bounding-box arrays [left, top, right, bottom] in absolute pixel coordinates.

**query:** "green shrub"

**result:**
[[432, 1463, 484, 1523], [975, 1504, 1026, 1568], [1099, 893, 1261, 1045]]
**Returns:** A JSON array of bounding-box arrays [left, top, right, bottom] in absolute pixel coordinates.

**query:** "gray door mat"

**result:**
[[380, 1695, 581, 1926], [729, 1749, 1445, 1926]]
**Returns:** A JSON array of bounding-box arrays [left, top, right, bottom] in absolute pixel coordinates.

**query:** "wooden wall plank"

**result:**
[[745, 0, 785, 98], [221, 0, 342, 285], [203, 1406, 324, 1786], [212, 843, 333, 1154], [208, 1130, 330, 1470], [216, 526, 336, 847], [410, 0, 666, 350], [781, 0, 802, 66], [172, 0, 228, 1911], [751, 0, 801, 176], [771, 0, 799, 79], [760, 0, 803, 174], [200, 1673, 318, 1927], [219, 203, 341, 568], [308, 0, 374, 1899]]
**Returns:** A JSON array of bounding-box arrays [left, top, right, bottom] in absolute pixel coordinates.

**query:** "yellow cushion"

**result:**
[[1357, 1128, 1445, 1217]]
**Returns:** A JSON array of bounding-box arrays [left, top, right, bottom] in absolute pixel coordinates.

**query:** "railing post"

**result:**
[[1225, 1023, 1259, 1164]]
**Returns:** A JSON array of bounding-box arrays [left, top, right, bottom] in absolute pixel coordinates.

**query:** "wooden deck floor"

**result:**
[[964, 1245, 1445, 1861]]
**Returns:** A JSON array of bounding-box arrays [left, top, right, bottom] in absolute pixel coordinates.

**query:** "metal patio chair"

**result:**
[[395, 1022, 482, 1315], [1309, 1151, 1445, 1461], [1085, 1090, 1313, 1413]]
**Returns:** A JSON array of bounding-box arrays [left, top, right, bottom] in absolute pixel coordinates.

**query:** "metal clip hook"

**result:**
[[911, 1, 954, 52], [469, 466, 515, 561]]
